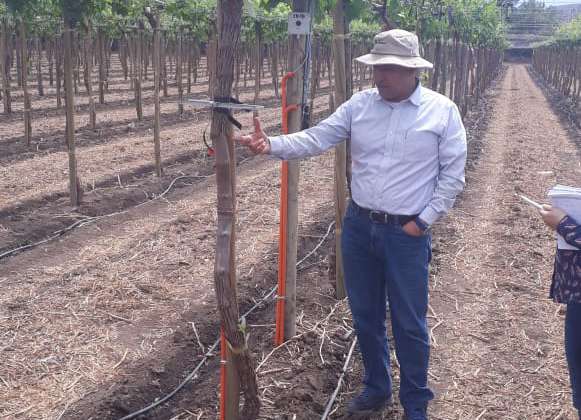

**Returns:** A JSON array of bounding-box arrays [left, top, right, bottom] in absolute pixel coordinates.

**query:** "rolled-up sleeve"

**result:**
[[269, 100, 352, 160], [419, 103, 467, 226]]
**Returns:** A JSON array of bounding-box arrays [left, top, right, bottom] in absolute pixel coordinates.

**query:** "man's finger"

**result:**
[[234, 135, 252, 145], [251, 132, 265, 142], [249, 138, 265, 150], [402, 221, 420, 237], [253, 116, 264, 135]]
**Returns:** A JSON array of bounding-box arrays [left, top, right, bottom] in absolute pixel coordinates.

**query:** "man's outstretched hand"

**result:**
[[234, 116, 271, 155]]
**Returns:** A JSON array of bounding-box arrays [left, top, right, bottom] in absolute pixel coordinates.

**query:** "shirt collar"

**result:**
[[374, 80, 422, 108], [408, 82, 422, 107]]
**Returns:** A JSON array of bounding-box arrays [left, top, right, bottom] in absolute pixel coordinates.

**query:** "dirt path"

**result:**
[[425, 64, 580, 420]]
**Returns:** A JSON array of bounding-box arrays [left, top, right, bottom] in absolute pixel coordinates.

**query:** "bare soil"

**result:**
[[1, 62, 579, 420]]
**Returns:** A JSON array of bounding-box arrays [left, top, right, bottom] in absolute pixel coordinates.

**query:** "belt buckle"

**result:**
[[369, 210, 386, 223]]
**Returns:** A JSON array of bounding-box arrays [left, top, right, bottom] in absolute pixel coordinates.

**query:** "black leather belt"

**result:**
[[352, 201, 417, 226]]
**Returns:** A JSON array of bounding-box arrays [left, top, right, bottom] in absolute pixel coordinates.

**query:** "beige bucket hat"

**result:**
[[355, 29, 433, 69]]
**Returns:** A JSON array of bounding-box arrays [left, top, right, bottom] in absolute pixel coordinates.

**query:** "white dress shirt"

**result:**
[[269, 83, 467, 226]]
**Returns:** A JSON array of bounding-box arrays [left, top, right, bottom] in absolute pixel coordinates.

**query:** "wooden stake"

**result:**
[[36, 38, 43, 97], [19, 19, 31, 146], [56, 34, 62, 109], [98, 28, 106, 105], [177, 29, 183, 115], [63, 27, 79, 207], [332, 0, 348, 299], [134, 25, 143, 121], [145, 9, 163, 177], [253, 22, 261, 102], [83, 24, 96, 129], [0, 18, 11, 114], [279, 0, 312, 341]]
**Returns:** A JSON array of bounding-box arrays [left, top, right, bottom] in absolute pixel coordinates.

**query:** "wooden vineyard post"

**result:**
[[161, 33, 168, 98], [454, 41, 465, 109], [193, 41, 200, 84], [270, 42, 279, 98], [474, 47, 480, 92], [211, 1, 260, 419], [176, 28, 184, 116], [36, 38, 43, 97], [145, 8, 162, 177], [73, 32, 79, 94], [308, 35, 318, 117], [63, 26, 80, 207], [448, 35, 455, 99], [83, 22, 96, 129], [253, 21, 261, 102], [97, 27, 106, 105], [56, 33, 63, 109], [19, 18, 32, 145], [460, 44, 470, 117], [439, 37, 448, 96], [143, 32, 149, 81], [345, 30, 353, 195], [187, 35, 192, 94], [332, 0, 348, 299], [120, 35, 128, 80], [0, 17, 11, 114], [134, 24, 143, 121], [431, 36, 442, 91], [276, 0, 313, 344], [15, 26, 21, 87], [47, 37, 54, 87]]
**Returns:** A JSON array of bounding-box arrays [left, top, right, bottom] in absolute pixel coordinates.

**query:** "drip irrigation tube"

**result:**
[[117, 221, 334, 420]]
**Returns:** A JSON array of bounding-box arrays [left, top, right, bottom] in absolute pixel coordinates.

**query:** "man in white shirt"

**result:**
[[236, 29, 467, 420]]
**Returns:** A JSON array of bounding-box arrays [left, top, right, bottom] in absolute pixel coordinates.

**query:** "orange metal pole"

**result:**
[[275, 72, 298, 346]]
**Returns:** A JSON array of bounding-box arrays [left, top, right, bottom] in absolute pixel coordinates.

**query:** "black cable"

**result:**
[[202, 97, 253, 155]]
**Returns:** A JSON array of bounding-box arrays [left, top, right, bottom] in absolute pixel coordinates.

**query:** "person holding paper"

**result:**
[[539, 205, 581, 419]]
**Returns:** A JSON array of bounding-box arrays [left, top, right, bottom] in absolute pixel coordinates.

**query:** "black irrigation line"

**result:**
[[1, 170, 336, 419], [117, 220, 336, 420], [0, 175, 205, 261]]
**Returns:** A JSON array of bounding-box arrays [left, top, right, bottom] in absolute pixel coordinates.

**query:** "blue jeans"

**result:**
[[566, 303, 581, 415], [341, 201, 434, 411]]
